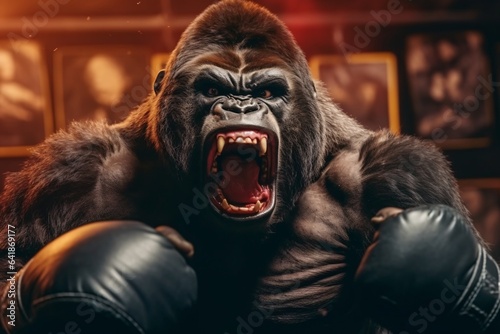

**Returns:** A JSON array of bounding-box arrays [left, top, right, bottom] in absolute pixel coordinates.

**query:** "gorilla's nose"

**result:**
[[222, 97, 260, 114]]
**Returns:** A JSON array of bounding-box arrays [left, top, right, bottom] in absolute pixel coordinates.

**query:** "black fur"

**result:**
[[0, 1, 476, 333]]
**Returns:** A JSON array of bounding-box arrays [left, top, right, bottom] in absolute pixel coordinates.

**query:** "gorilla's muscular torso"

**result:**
[[190, 149, 375, 334], [0, 1, 470, 334]]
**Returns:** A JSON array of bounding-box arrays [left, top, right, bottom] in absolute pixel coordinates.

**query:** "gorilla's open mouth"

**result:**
[[205, 128, 277, 219]]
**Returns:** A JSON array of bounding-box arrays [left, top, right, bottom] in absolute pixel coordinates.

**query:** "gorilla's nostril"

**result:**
[[210, 98, 269, 124], [211, 103, 229, 120], [241, 103, 259, 114]]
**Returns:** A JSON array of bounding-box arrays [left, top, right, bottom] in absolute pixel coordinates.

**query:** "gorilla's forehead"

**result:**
[[193, 49, 291, 73], [190, 50, 292, 89]]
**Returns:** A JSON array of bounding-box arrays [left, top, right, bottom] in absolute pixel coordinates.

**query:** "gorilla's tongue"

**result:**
[[221, 155, 262, 204]]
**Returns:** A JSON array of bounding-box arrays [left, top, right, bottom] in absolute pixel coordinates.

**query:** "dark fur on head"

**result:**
[[170, 0, 310, 82]]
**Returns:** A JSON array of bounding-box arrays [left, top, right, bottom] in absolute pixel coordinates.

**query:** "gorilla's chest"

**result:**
[[191, 152, 374, 333]]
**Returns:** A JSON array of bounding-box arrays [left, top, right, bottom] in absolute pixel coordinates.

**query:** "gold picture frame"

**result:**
[[53, 46, 151, 130], [405, 31, 495, 150], [0, 40, 53, 157], [309, 52, 400, 134]]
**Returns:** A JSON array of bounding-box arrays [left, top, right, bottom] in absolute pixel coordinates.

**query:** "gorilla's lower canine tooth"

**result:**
[[254, 200, 262, 212]]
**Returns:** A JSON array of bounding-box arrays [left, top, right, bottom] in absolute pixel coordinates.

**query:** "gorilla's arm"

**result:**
[[0, 122, 143, 284], [359, 131, 470, 221]]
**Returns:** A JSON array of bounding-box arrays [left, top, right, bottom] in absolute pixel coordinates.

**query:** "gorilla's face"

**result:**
[[197, 61, 285, 222], [151, 0, 326, 229]]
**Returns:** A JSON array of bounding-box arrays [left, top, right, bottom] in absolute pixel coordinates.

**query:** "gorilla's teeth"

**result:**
[[217, 136, 225, 154], [244, 138, 253, 144], [236, 137, 244, 143], [254, 200, 262, 212], [222, 199, 230, 210], [259, 137, 267, 156], [229, 138, 235, 143], [253, 138, 257, 144]]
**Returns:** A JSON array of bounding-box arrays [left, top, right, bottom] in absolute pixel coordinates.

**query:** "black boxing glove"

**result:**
[[355, 205, 500, 333], [0, 221, 197, 334]]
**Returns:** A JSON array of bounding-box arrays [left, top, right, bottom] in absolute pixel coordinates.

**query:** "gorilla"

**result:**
[[0, 1, 499, 334]]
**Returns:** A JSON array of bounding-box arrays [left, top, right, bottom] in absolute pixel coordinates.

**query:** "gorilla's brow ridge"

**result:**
[[241, 53, 290, 73], [194, 65, 289, 95]]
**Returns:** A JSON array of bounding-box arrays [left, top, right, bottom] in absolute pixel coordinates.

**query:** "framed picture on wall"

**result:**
[[53, 46, 151, 130], [459, 179, 500, 261], [0, 40, 53, 157], [309, 52, 400, 133], [406, 31, 495, 149]]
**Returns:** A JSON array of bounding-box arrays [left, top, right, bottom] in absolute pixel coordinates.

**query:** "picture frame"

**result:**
[[405, 31, 495, 149], [459, 179, 500, 260], [53, 46, 151, 130], [309, 52, 400, 134], [0, 40, 53, 157]]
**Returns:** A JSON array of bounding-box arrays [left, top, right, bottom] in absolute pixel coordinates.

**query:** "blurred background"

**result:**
[[0, 0, 499, 258]]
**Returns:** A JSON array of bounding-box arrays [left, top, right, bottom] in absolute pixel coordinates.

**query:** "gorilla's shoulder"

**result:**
[[0, 121, 143, 244], [4, 121, 138, 197], [357, 130, 464, 218], [41, 121, 127, 159]]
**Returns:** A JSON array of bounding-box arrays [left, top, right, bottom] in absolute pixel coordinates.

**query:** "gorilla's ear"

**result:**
[[154, 69, 165, 95]]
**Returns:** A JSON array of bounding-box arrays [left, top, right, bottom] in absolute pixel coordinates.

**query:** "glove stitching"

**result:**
[[30, 293, 145, 334], [470, 304, 488, 318], [483, 254, 500, 330], [456, 245, 483, 312], [484, 274, 498, 294], [483, 286, 500, 330], [460, 247, 486, 315], [464, 306, 488, 327]]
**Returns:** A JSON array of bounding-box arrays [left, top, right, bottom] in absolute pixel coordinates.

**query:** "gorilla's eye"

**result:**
[[206, 87, 220, 97], [253, 81, 287, 99], [257, 89, 273, 99]]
